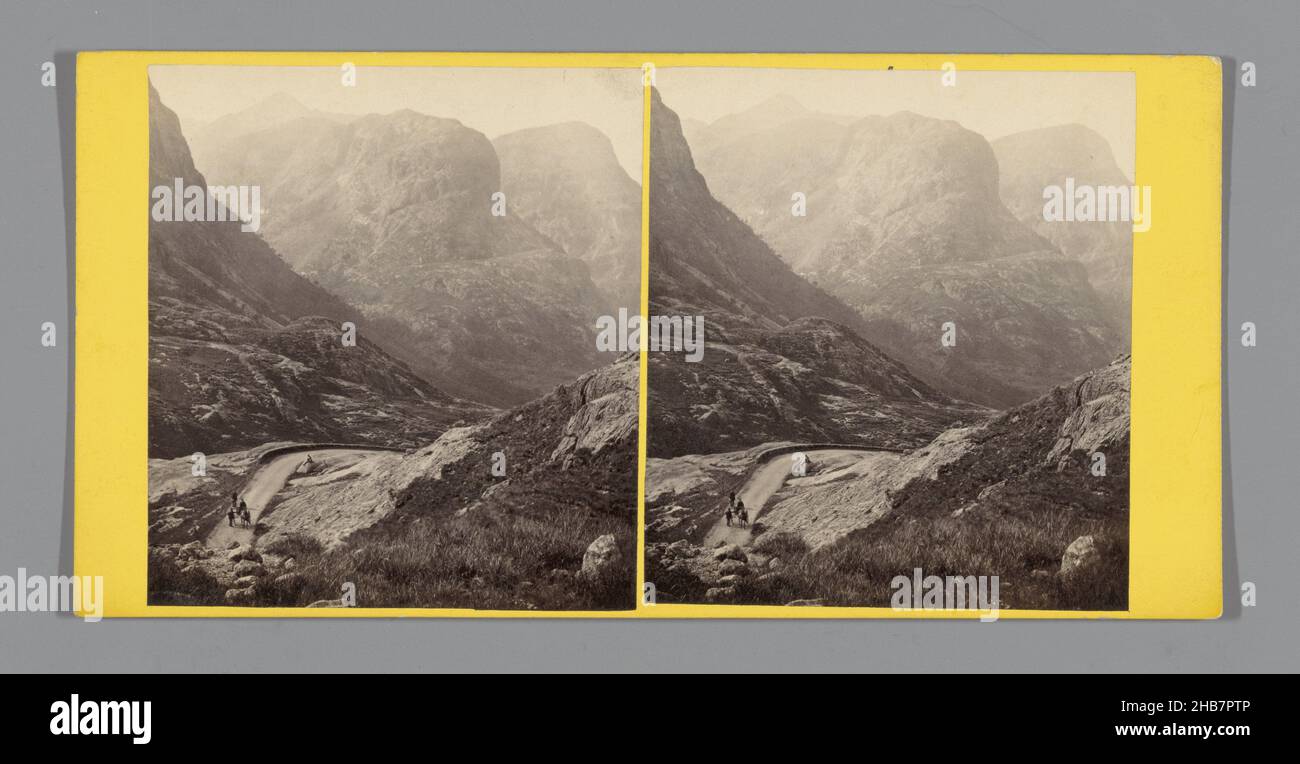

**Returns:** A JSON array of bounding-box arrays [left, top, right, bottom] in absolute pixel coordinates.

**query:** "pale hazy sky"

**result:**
[[149, 65, 646, 179], [149, 66, 1135, 183], [657, 68, 1136, 178]]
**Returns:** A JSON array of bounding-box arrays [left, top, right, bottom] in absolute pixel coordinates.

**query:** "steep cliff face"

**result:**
[[194, 104, 630, 407], [648, 89, 980, 458], [494, 122, 642, 314], [148, 84, 483, 457], [149, 86, 356, 327], [703, 109, 1050, 274], [683, 97, 1127, 408], [649, 90, 870, 331], [993, 124, 1134, 341]]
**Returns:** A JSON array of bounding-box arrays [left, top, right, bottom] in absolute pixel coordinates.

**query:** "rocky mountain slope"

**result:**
[[244, 352, 638, 555], [648, 89, 981, 458], [149, 354, 639, 610], [757, 355, 1130, 548], [193, 101, 634, 406], [993, 124, 1133, 341], [647, 356, 1130, 609], [682, 96, 1126, 408], [365, 352, 637, 537], [494, 122, 642, 314], [149, 84, 483, 457]]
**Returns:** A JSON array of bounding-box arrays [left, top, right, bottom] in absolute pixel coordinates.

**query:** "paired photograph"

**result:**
[[146, 66, 642, 610], [145, 64, 1132, 612], [644, 68, 1133, 611]]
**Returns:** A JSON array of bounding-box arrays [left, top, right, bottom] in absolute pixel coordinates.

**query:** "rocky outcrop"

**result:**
[[256, 355, 639, 553], [224, 588, 257, 605], [249, 433, 480, 552], [646, 538, 776, 603], [756, 356, 1131, 548], [712, 544, 748, 563], [227, 545, 261, 563], [232, 560, 266, 578], [646, 357, 1130, 609], [1046, 357, 1131, 470]]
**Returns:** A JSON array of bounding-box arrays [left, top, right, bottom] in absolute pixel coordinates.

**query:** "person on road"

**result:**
[[227, 506, 236, 527], [724, 500, 733, 527], [736, 498, 748, 528]]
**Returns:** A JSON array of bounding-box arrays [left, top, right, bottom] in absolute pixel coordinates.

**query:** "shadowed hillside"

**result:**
[[148, 83, 485, 457], [648, 88, 982, 458]]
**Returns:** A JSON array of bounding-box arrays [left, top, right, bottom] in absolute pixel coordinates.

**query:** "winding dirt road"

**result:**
[[703, 448, 891, 548], [205, 448, 376, 550]]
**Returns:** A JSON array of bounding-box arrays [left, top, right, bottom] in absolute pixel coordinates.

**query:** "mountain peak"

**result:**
[[218, 91, 314, 124], [190, 89, 322, 157], [256, 90, 308, 109], [741, 93, 808, 117]]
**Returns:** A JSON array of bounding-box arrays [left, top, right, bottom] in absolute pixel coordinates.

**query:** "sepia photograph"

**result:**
[[0, 0, 1272, 696], [644, 68, 1135, 611], [145, 65, 643, 610]]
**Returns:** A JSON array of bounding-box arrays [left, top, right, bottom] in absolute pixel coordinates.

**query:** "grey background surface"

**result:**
[[0, 0, 1295, 673]]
